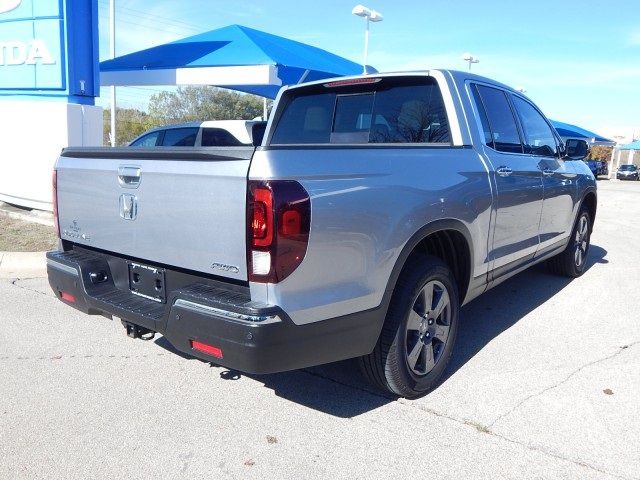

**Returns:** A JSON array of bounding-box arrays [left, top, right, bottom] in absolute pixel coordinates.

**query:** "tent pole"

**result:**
[[109, 0, 116, 147], [263, 97, 267, 120]]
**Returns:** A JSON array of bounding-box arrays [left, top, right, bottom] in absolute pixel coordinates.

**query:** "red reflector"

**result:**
[[323, 77, 381, 88], [191, 340, 223, 359], [281, 209, 301, 236], [60, 291, 76, 303]]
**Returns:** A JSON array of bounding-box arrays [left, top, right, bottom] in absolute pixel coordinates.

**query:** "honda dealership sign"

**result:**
[[0, 0, 99, 101], [0, 0, 101, 211]]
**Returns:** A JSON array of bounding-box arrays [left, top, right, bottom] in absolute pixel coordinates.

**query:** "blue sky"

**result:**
[[97, 0, 640, 141]]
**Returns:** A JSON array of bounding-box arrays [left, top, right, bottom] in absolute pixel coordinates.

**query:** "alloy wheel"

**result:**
[[574, 215, 589, 267], [405, 280, 451, 376]]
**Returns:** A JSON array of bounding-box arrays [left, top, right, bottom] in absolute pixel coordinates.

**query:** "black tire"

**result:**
[[359, 255, 459, 398], [547, 206, 592, 278]]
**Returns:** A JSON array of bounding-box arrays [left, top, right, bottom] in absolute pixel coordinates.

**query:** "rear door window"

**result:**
[[160, 127, 199, 146], [270, 77, 450, 145], [474, 85, 523, 154]]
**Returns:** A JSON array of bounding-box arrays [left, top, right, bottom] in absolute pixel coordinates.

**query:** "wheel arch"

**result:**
[[580, 188, 597, 229], [382, 219, 474, 314]]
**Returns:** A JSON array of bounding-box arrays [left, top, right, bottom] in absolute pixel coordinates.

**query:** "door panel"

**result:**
[[489, 153, 544, 268], [509, 95, 577, 251], [538, 158, 577, 249], [471, 84, 543, 270]]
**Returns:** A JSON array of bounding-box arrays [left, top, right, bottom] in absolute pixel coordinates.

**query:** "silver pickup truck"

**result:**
[[48, 70, 596, 398]]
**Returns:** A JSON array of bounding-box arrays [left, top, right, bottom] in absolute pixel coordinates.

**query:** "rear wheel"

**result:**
[[359, 255, 459, 398], [547, 207, 591, 277]]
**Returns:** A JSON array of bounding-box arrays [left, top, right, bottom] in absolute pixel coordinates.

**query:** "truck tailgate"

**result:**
[[56, 147, 252, 281]]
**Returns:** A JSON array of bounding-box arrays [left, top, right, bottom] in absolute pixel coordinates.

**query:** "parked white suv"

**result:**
[[129, 120, 264, 147]]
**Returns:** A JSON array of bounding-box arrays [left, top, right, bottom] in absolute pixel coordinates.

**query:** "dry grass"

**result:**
[[0, 216, 58, 252]]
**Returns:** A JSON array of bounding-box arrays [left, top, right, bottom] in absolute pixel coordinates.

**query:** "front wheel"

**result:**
[[547, 207, 591, 277], [359, 255, 459, 398]]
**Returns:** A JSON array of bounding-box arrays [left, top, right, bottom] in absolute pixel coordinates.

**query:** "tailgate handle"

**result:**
[[118, 166, 141, 188]]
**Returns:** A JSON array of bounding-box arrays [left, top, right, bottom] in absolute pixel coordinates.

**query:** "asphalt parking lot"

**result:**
[[1, 180, 639, 479]]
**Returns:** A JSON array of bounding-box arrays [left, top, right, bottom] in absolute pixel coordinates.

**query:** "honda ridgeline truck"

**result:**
[[48, 70, 596, 398]]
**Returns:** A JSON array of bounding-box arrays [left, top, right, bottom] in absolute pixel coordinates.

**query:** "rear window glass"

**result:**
[[270, 77, 450, 145], [161, 127, 198, 146]]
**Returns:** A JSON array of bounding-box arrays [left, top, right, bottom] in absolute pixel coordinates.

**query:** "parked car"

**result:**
[[616, 164, 639, 180], [48, 70, 596, 398], [584, 159, 609, 178], [599, 161, 608, 176], [584, 160, 599, 177], [129, 120, 266, 147]]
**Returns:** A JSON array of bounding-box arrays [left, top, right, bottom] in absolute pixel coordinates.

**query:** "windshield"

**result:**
[[619, 165, 637, 171]]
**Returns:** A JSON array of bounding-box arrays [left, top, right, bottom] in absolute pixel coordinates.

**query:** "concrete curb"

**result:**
[[0, 202, 54, 227], [0, 251, 47, 278]]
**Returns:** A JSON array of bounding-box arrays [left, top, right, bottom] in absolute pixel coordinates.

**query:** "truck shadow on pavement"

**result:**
[[156, 244, 608, 418]]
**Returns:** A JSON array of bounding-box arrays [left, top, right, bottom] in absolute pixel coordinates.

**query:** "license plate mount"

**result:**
[[128, 262, 166, 303]]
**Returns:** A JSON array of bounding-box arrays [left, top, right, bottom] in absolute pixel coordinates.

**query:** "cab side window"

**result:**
[[130, 131, 161, 147], [511, 96, 558, 157], [161, 127, 198, 147], [473, 84, 523, 154]]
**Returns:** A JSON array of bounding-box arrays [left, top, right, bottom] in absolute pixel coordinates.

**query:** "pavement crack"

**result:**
[[9, 277, 53, 298], [490, 430, 637, 480], [398, 399, 635, 480], [488, 340, 640, 430], [0, 353, 166, 361]]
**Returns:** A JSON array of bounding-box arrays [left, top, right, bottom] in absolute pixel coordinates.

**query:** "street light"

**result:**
[[462, 52, 479, 70], [352, 4, 383, 74]]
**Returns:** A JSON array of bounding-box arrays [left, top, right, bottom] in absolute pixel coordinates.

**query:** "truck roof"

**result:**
[[281, 69, 519, 95]]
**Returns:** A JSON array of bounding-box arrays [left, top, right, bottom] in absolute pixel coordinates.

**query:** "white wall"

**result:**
[[0, 101, 102, 211]]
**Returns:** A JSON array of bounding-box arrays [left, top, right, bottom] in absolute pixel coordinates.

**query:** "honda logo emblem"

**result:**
[[119, 194, 137, 220]]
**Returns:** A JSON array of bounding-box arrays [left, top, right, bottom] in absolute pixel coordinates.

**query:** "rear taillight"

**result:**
[[52, 169, 60, 238], [247, 180, 310, 283], [251, 187, 273, 247]]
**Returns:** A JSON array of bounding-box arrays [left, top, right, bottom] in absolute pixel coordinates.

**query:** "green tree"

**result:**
[[147, 86, 268, 125], [588, 145, 613, 162], [103, 107, 159, 146]]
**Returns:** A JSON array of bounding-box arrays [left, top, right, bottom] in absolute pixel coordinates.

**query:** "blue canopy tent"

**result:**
[[100, 24, 365, 99], [550, 120, 614, 146], [618, 140, 640, 150]]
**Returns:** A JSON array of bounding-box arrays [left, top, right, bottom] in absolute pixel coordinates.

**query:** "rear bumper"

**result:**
[[46, 248, 381, 374]]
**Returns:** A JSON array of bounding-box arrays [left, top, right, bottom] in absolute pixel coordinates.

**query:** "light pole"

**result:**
[[462, 52, 479, 70], [109, 0, 116, 146], [352, 5, 383, 74]]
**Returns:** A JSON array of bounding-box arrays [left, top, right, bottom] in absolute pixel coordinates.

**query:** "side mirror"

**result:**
[[251, 122, 267, 147], [563, 139, 589, 160]]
